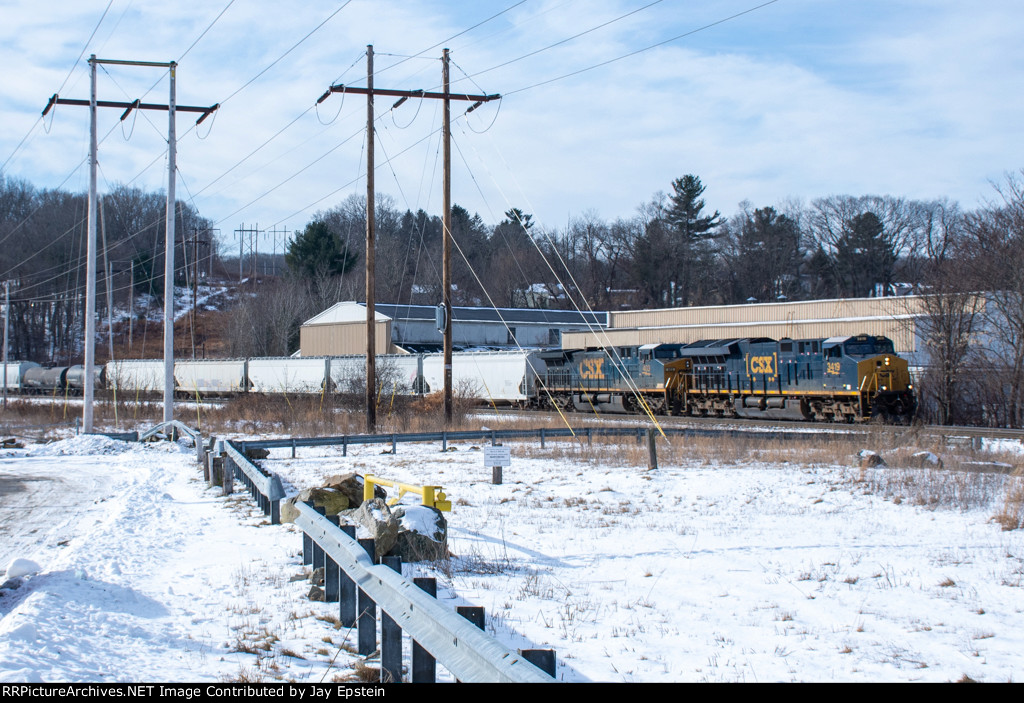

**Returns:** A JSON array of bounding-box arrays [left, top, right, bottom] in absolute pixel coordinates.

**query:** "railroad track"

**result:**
[[476, 407, 1024, 443]]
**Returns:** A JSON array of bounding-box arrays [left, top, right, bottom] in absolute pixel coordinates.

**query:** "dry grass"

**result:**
[[993, 470, 1024, 531]]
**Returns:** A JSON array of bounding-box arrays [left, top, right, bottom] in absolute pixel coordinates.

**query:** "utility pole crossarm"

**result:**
[[321, 85, 500, 103]]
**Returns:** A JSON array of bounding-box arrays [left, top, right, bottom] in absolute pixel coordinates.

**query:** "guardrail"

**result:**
[[293, 501, 555, 683], [235, 424, 843, 458], [221, 439, 287, 524]]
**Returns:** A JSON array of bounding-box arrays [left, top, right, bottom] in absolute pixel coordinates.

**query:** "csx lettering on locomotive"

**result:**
[[579, 358, 605, 380], [748, 354, 776, 375]]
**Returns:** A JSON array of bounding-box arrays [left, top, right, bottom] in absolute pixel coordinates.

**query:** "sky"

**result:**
[[2, 430, 1022, 682], [1, 0, 1023, 254]]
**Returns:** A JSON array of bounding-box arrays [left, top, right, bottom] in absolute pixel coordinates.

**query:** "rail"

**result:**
[[293, 501, 555, 683], [365, 475, 451, 511]]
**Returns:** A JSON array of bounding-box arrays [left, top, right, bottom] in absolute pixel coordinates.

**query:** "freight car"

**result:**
[[19, 364, 104, 395], [105, 351, 544, 405], [10, 336, 914, 423]]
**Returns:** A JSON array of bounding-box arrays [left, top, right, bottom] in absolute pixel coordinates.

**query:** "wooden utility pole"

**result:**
[[441, 49, 453, 425], [316, 47, 499, 430], [365, 45, 377, 433]]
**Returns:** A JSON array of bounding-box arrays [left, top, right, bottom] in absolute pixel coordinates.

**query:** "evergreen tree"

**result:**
[[285, 219, 357, 279], [665, 175, 721, 306]]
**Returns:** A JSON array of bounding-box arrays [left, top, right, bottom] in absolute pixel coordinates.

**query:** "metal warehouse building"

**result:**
[[298, 301, 608, 356], [561, 296, 936, 366]]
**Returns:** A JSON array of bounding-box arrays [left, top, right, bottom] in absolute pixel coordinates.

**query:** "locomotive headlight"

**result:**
[[881, 385, 888, 391], [885, 357, 890, 366]]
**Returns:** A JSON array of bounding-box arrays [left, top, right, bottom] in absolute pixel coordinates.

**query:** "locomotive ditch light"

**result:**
[[881, 385, 888, 391]]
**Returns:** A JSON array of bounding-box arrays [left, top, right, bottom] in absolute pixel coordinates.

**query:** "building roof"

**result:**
[[375, 303, 607, 326], [303, 301, 392, 326]]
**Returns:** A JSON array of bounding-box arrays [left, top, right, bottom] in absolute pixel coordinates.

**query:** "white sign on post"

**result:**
[[483, 445, 511, 467]]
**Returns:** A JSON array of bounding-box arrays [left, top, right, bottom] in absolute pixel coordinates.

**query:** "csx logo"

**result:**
[[579, 358, 605, 380], [748, 355, 775, 375]]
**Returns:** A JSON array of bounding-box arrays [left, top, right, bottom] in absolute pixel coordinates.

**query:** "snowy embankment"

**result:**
[[0, 433, 1022, 682], [0, 436, 345, 683]]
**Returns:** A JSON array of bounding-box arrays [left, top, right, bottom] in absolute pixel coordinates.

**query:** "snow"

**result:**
[[0, 432, 1022, 683]]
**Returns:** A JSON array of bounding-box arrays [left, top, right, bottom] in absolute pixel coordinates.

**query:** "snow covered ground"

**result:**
[[1, 432, 1022, 683]]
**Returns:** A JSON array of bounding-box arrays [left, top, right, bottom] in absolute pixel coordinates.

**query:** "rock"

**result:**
[[280, 474, 388, 524], [5, 558, 40, 579], [857, 450, 886, 469], [390, 505, 448, 562], [322, 473, 386, 508], [244, 447, 270, 460], [280, 486, 352, 524], [0, 577, 23, 590], [307, 585, 325, 602], [352, 498, 401, 559], [310, 567, 325, 586], [912, 451, 943, 469]]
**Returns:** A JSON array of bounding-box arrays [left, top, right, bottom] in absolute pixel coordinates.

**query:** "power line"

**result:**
[[505, 0, 782, 96]]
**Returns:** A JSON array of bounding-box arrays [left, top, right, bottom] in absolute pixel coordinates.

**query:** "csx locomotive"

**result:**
[[537, 334, 916, 423]]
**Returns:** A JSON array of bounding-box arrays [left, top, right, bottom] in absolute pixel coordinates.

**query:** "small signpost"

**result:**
[[484, 444, 511, 485]]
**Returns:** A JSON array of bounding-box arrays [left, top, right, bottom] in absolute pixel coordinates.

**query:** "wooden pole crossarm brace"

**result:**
[[324, 84, 501, 103], [43, 94, 220, 125]]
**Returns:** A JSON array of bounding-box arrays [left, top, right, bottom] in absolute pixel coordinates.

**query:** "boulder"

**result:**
[[857, 450, 886, 469], [352, 498, 401, 559], [322, 473, 386, 508], [307, 585, 325, 602], [280, 486, 352, 524], [244, 447, 270, 460], [912, 451, 943, 469], [310, 567, 325, 586], [390, 505, 448, 562]]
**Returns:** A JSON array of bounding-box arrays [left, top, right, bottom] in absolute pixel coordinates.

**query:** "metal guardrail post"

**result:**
[[357, 537, 377, 656], [324, 515, 340, 603], [411, 577, 437, 683], [381, 555, 403, 683], [521, 650, 556, 678], [339, 525, 356, 627], [312, 506, 327, 575]]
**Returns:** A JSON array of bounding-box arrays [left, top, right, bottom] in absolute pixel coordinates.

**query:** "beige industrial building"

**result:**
[[299, 302, 394, 356], [562, 296, 933, 364], [298, 301, 607, 357], [301, 296, 965, 369]]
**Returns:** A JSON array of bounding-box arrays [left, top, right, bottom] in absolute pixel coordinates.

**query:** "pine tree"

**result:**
[[285, 219, 357, 279]]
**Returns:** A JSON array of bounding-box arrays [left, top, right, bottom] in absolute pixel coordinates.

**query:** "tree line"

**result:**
[[0, 175, 214, 363], [9, 167, 1024, 427]]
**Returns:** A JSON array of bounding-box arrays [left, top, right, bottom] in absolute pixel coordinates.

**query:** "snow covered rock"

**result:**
[[352, 498, 400, 559], [858, 450, 886, 469], [5, 558, 40, 579], [390, 505, 448, 562], [912, 451, 943, 469]]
